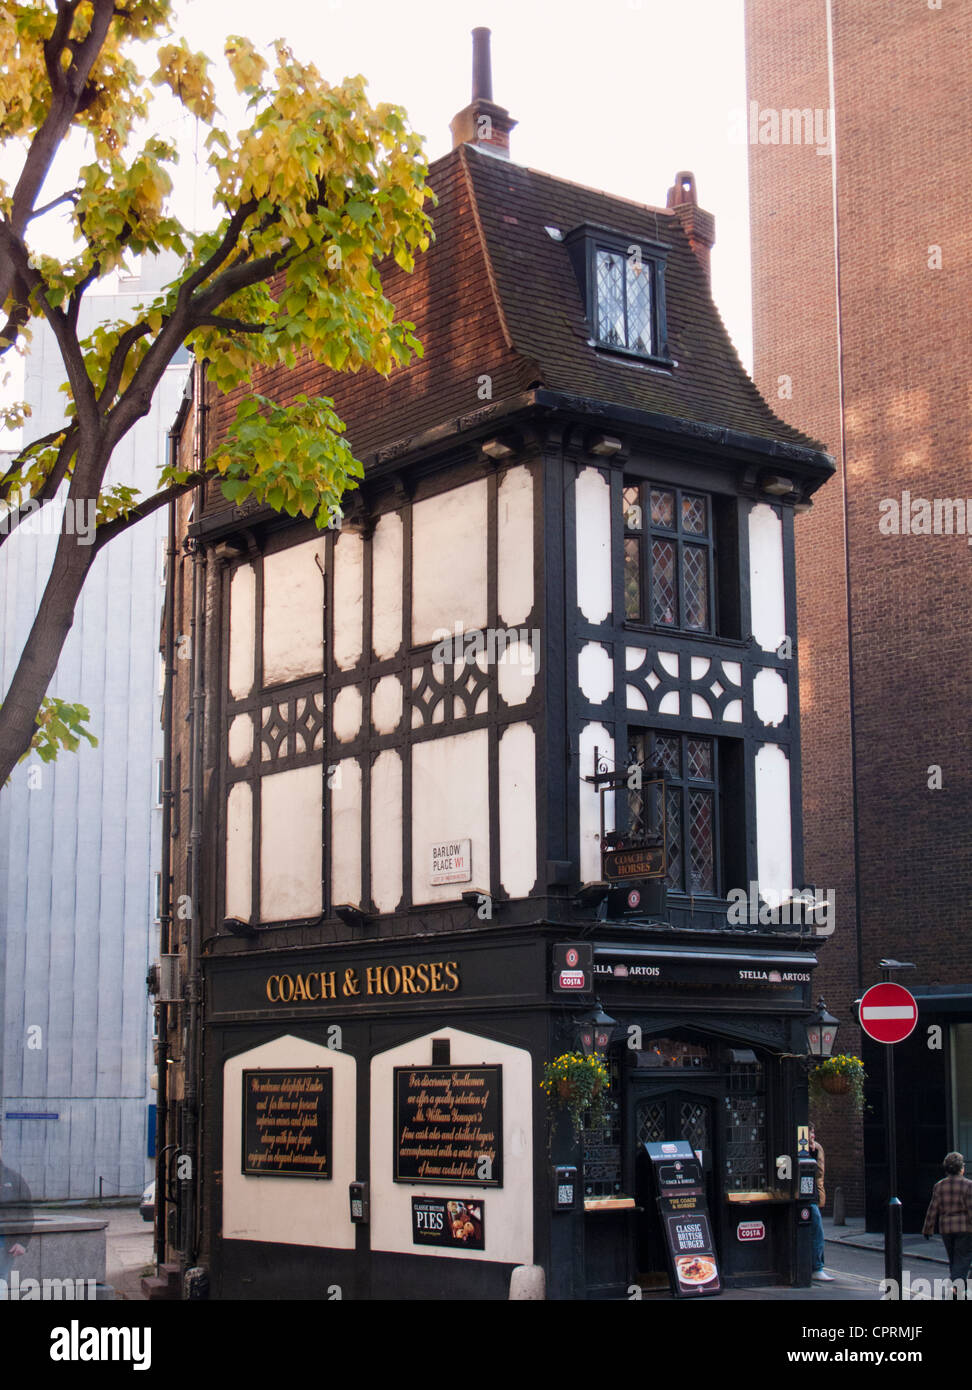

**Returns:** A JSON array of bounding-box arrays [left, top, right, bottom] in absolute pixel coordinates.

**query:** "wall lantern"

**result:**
[[575, 1003, 618, 1056], [805, 997, 839, 1059]]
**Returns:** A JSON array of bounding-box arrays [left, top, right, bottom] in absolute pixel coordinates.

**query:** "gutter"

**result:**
[[188, 388, 835, 543]]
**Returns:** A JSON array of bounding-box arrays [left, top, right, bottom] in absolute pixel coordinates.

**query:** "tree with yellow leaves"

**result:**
[[0, 0, 432, 786]]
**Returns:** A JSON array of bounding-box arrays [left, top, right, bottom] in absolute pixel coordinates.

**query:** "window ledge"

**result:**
[[590, 340, 676, 371], [622, 623, 748, 648]]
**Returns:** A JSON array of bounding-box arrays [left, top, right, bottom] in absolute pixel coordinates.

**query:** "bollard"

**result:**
[[509, 1264, 546, 1300], [832, 1185, 845, 1227]]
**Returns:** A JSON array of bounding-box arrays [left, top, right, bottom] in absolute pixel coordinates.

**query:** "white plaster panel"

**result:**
[[579, 723, 613, 883], [370, 1028, 532, 1264], [370, 750, 403, 913], [625, 645, 647, 672], [228, 563, 255, 699], [755, 743, 793, 901], [411, 730, 489, 903], [626, 684, 648, 711], [371, 675, 403, 733], [753, 667, 788, 728], [332, 683, 363, 743], [260, 766, 322, 922], [222, 1035, 356, 1249], [722, 660, 742, 686], [658, 691, 680, 715], [723, 699, 743, 723], [575, 467, 612, 623], [262, 539, 325, 686], [372, 512, 403, 659], [225, 781, 252, 921], [412, 480, 488, 644], [691, 694, 712, 719], [497, 466, 535, 626], [749, 503, 787, 653], [690, 657, 711, 679], [330, 757, 361, 907], [228, 713, 254, 767], [499, 723, 537, 897], [497, 640, 537, 707], [578, 642, 613, 705], [333, 531, 364, 671], [658, 651, 679, 678]]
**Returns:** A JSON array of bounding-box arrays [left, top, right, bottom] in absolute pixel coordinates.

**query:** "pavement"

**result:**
[[20, 1204, 955, 1301], [32, 1200, 155, 1300]]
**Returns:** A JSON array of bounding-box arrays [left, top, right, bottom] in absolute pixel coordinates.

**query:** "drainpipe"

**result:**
[[183, 363, 207, 1269], [157, 377, 191, 1270]]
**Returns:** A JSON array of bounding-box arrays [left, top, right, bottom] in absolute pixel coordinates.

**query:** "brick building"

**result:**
[[746, 0, 971, 1226], [151, 31, 836, 1298]]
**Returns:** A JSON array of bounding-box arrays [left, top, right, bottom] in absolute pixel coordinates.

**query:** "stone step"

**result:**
[[140, 1263, 182, 1301]]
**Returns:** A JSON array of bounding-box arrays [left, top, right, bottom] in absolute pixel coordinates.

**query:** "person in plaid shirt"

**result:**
[[922, 1151, 972, 1282]]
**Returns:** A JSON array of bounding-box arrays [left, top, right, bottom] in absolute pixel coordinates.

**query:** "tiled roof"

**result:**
[[459, 144, 822, 450], [203, 143, 824, 514]]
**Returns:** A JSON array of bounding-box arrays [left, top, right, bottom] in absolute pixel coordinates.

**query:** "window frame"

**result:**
[[623, 481, 716, 635], [564, 224, 672, 366], [628, 728, 722, 899]]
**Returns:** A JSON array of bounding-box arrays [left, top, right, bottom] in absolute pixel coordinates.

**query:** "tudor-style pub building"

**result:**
[[153, 32, 835, 1300]]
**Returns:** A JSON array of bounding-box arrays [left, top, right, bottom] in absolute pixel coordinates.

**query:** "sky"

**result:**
[[1, 0, 756, 443]]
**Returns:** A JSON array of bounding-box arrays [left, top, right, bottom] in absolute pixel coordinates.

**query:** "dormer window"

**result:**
[[596, 248, 654, 353], [564, 224, 671, 364]]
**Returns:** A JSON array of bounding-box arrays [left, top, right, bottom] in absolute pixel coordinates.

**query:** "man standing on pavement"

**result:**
[[809, 1124, 834, 1282], [922, 1151, 972, 1287]]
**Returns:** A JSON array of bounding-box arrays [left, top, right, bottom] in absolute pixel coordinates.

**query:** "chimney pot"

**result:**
[[472, 27, 493, 102], [450, 28, 517, 159], [666, 170, 715, 283]]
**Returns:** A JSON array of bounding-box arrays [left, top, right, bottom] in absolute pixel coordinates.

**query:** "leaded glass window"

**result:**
[[595, 248, 654, 354], [622, 482, 714, 632], [629, 730, 720, 897]]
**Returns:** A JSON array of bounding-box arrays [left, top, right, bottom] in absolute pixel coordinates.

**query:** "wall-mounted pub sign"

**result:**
[[585, 746, 667, 884], [552, 942, 592, 993], [394, 1066, 502, 1186], [411, 1197, 485, 1250], [602, 844, 665, 882], [242, 1069, 332, 1178], [646, 1140, 721, 1297]]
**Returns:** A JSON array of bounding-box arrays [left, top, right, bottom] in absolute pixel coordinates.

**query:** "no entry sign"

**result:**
[[859, 983, 918, 1044]]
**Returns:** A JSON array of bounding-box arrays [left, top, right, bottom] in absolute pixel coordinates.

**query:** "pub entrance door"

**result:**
[[632, 1085, 721, 1287]]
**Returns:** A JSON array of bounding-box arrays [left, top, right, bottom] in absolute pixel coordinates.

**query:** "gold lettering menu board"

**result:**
[[242, 1069, 332, 1178], [394, 1067, 502, 1186]]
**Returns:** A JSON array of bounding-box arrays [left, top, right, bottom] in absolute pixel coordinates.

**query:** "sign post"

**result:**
[[858, 973, 918, 1298]]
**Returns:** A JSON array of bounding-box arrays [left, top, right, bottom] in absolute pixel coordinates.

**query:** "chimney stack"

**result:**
[[666, 171, 716, 283], [450, 28, 517, 159]]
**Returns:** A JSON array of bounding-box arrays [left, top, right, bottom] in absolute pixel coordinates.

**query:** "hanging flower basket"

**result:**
[[808, 1055, 866, 1113], [541, 1052, 610, 1143]]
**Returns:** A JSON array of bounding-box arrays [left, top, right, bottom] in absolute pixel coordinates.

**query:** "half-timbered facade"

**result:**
[[155, 38, 835, 1300]]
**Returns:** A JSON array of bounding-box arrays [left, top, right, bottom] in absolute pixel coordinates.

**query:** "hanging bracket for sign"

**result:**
[[584, 746, 667, 884]]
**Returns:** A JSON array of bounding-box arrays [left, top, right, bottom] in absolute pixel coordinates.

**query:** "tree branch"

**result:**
[[0, 424, 76, 499], [91, 469, 211, 554], [97, 320, 152, 410], [176, 201, 256, 306], [193, 315, 267, 335], [0, 428, 79, 550], [1, 0, 115, 305], [0, 225, 99, 433], [26, 189, 80, 223]]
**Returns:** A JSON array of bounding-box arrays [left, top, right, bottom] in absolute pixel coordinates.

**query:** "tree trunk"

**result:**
[[0, 500, 97, 785]]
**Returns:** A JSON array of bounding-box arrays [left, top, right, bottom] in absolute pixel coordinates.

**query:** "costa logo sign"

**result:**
[[737, 1220, 765, 1242]]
